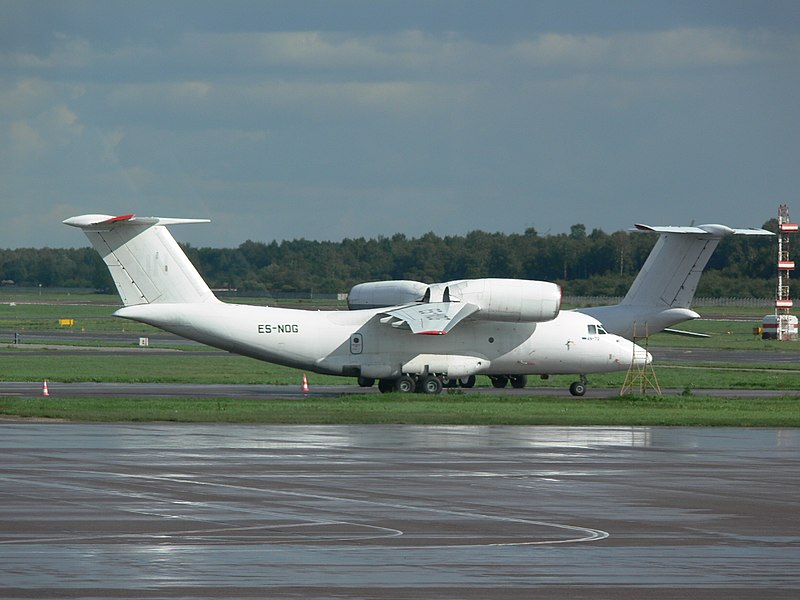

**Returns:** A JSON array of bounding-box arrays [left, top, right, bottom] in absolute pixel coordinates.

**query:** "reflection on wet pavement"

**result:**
[[0, 425, 797, 598]]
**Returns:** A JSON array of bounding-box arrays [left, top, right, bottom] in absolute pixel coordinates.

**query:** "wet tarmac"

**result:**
[[0, 424, 797, 598]]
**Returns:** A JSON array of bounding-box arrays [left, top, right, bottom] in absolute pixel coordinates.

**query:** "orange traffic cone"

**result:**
[[301, 373, 310, 393], [42, 380, 49, 397]]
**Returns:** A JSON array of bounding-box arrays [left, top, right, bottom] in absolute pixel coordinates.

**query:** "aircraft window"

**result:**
[[587, 325, 597, 335], [597, 325, 608, 334]]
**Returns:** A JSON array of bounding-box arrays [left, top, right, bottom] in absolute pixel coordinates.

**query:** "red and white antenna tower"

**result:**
[[775, 204, 798, 340]]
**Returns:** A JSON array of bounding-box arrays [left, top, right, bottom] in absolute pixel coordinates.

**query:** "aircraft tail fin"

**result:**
[[623, 224, 772, 308], [64, 213, 219, 306], [578, 223, 772, 338]]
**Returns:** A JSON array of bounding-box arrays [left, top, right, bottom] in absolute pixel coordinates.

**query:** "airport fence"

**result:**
[[564, 296, 773, 308], [0, 287, 775, 308]]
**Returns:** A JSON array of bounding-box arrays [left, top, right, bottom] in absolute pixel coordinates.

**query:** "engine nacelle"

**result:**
[[349, 277, 561, 323], [444, 278, 561, 323], [348, 280, 428, 309]]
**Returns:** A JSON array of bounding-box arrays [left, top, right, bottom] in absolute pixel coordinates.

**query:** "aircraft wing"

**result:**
[[379, 302, 480, 335]]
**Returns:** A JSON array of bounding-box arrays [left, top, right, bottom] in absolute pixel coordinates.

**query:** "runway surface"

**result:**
[[0, 424, 797, 599], [3, 379, 800, 399]]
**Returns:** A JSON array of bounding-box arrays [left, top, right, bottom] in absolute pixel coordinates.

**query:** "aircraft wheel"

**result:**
[[490, 375, 509, 389], [395, 375, 417, 393], [458, 375, 476, 388], [420, 375, 443, 395], [510, 375, 527, 389], [358, 376, 375, 388], [569, 381, 586, 397], [378, 379, 395, 393]]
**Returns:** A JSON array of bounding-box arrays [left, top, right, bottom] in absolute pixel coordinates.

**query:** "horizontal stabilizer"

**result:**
[[633, 223, 772, 236], [63, 214, 210, 230], [661, 328, 711, 338]]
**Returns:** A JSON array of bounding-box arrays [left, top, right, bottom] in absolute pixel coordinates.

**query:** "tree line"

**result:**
[[0, 221, 779, 298]]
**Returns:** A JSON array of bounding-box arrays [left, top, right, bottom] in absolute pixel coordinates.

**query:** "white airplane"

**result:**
[[64, 213, 650, 396], [348, 222, 772, 390]]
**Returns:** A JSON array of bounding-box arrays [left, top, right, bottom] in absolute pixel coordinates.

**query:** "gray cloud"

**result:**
[[1, 2, 798, 249]]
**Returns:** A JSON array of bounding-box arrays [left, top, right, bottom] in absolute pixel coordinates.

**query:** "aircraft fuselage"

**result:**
[[116, 302, 644, 380]]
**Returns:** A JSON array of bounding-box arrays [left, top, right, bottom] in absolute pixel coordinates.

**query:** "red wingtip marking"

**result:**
[[419, 330, 447, 335], [103, 214, 135, 223]]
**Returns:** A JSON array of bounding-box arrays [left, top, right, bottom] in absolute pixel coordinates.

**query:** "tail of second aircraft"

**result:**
[[63, 213, 218, 306], [578, 224, 772, 339]]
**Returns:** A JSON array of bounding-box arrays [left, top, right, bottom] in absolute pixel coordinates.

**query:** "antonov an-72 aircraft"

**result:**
[[64, 214, 769, 395]]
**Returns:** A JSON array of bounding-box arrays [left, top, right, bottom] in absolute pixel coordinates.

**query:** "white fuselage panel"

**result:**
[[115, 302, 646, 378]]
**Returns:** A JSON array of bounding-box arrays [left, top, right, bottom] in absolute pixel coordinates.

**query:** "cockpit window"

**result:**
[[587, 324, 597, 335], [597, 325, 608, 335]]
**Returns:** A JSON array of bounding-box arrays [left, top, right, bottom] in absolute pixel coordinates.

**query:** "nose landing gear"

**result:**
[[569, 375, 588, 396]]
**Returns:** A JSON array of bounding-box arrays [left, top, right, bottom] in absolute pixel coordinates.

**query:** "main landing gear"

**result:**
[[374, 374, 477, 395], [368, 373, 590, 396], [489, 375, 528, 389]]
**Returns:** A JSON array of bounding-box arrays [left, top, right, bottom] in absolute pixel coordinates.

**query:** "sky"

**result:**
[[2, 0, 800, 249]]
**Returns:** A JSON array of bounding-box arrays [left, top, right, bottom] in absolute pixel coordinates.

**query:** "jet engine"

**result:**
[[348, 280, 429, 309], [443, 278, 561, 322], [348, 278, 561, 323]]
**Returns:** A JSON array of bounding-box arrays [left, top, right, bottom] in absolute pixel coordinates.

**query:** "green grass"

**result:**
[[0, 293, 345, 334], [645, 320, 790, 350], [0, 290, 118, 304], [2, 293, 800, 425], [0, 301, 154, 333], [592, 364, 800, 390], [0, 394, 797, 426], [0, 352, 318, 384], [2, 350, 800, 390]]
